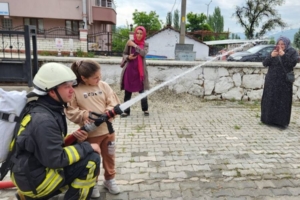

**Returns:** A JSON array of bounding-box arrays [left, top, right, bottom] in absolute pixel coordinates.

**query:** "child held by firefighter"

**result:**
[[65, 60, 121, 198]]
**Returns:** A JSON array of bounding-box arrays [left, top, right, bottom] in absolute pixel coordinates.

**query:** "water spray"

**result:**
[[66, 40, 257, 145]]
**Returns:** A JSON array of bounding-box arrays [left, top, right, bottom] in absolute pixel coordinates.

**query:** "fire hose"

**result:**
[[0, 105, 123, 189]]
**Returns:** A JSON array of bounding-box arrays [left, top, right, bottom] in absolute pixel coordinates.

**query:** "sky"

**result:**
[[115, 0, 300, 36]]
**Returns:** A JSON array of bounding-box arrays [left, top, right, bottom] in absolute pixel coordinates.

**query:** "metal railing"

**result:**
[[94, 0, 116, 10], [0, 26, 80, 39], [39, 27, 79, 39]]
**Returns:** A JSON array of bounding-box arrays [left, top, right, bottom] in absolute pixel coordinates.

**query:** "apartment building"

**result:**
[[1, 0, 116, 33]]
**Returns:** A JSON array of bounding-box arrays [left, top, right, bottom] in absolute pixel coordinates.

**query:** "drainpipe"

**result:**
[[82, 0, 87, 29]]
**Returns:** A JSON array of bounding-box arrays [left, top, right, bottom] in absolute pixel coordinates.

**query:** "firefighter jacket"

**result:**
[[11, 95, 94, 198]]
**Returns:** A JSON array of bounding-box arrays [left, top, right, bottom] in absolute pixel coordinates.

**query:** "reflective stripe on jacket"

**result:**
[[11, 97, 94, 198]]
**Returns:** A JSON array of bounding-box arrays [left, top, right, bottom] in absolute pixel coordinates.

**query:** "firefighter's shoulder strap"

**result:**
[[0, 100, 62, 181]]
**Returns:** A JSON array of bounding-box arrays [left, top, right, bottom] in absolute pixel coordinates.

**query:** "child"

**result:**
[[65, 60, 121, 198]]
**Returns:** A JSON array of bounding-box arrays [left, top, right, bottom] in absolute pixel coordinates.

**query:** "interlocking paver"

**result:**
[[3, 86, 300, 199]]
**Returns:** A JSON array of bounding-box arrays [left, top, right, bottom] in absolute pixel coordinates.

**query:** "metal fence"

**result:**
[[0, 26, 79, 39], [0, 25, 38, 86], [87, 31, 129, 56]]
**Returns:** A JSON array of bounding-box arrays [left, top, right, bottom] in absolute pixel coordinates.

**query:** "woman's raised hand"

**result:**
[[127, 40, 137, 47]]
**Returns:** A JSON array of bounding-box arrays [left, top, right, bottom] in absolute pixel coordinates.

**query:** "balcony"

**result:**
[[95, 0, 116, 10], [92, 0, 116, 24]]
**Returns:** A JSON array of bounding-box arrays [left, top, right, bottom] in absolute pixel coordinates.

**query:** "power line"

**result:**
[[171, 0, 177, 13]]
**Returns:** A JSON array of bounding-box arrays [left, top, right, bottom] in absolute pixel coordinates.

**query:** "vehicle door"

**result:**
[[256, 46, 274, 61]]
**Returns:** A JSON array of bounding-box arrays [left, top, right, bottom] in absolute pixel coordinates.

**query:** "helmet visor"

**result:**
[[57, 80, 77, 88]]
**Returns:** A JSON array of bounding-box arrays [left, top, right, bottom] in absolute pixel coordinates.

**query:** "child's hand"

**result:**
[[90, 143, 101, 154], [83, 111, 94, 124]]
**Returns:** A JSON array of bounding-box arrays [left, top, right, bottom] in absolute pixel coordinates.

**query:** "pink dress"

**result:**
[[123, 48, 143, 92]]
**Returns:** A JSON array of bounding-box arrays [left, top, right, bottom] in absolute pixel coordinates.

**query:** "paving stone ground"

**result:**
[[1, 90, 300, 199]]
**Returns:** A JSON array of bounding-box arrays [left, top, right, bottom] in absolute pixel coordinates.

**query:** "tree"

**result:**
[[111, 27, 130, 52], [132, 10, 162, 33], [173, 9, 180, 30], [207, 7, 224, 33], [186, 12, 209, 32], [294, 29, 300, 50], [233, 0, 287, 39], [269, 37, 276, 44], [186, 12, 214, 41], [166, 12, 172, 27]]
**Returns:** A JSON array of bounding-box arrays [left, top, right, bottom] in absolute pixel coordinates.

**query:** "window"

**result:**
[[2, 18, 12, 29], [95, 0, 112, 7], [24, 18, 44, 33], [65, 20, 80, 35]]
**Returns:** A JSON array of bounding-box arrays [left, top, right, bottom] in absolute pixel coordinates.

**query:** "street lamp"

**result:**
[[205, 0, 212, 18]]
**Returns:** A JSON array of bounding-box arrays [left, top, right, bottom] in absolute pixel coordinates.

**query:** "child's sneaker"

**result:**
[[91, 186, 100, 198], [103, 179, 120, 194]]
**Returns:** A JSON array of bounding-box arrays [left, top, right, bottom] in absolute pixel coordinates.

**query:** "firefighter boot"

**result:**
[[15, 190, 26, 200]]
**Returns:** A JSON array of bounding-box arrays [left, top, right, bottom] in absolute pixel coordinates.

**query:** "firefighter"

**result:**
[[11, 63, 101, 200]]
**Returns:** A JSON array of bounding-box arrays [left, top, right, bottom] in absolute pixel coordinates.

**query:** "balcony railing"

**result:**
[[94, 0, 116, 10]]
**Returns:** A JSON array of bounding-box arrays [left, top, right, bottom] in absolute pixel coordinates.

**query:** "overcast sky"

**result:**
[[115, 0, 300, 36]]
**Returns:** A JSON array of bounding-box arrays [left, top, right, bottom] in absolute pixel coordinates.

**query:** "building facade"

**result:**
[[0, 0, 116, 34], [146, 27, 209, 60]]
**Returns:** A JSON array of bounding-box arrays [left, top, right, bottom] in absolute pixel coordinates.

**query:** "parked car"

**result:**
[[227, 45, 275, 62]]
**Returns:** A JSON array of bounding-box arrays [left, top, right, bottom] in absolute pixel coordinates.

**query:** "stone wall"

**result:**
[[38, 57, 300, 101]]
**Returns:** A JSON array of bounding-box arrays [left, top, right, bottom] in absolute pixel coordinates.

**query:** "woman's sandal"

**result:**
[[144, 111, 150, 116], [120, 113, 129, 118]]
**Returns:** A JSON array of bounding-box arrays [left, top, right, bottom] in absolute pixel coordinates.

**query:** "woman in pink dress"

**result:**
[[120, 26, 150, 117]]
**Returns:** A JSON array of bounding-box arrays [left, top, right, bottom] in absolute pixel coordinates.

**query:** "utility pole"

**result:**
[[179, 0, 186, 44]]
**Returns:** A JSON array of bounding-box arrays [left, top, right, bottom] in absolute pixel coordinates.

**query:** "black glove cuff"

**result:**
[[113, 104, 123, 115]]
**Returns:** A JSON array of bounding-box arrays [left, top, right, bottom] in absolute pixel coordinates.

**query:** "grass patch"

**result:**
[[234, 125, 241, 130], [235, 169, 241, 177], [134, 124, 147, 133]]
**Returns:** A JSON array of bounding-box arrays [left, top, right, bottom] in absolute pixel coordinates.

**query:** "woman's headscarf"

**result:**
[[133, 26, 146, 81], [277, 36, 291, 51]]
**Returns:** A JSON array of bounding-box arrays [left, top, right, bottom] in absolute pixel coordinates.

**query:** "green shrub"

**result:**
[[76, 48, 84, 57], [87, 52, 95, 58]]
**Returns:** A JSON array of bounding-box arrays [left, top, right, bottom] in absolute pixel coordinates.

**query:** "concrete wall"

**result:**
[[37, 58, 300, 101]]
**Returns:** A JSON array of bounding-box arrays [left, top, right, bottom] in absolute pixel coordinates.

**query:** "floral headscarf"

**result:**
[[133, 26, 146, 81]]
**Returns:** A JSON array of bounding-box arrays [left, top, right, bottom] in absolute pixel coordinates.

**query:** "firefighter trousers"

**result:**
[[17, 152, 100, 200]]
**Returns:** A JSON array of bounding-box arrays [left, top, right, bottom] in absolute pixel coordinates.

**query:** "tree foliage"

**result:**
[[230, 33, 241, 39], [233, 0, 287, 39], [166, 12, 172, 27], [111, 27, 130, 52], [186, 12, 210, 32], [132, 9, 162, 33], [269, 37, 276, 45], [207, 7, 224, 33], [294, 29, 300, 50], [173, 9, 180, 30], [186, 12, 214, 41]]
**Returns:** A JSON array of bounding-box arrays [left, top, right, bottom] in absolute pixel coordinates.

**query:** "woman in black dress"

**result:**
[[261, 36, 299, 128]]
